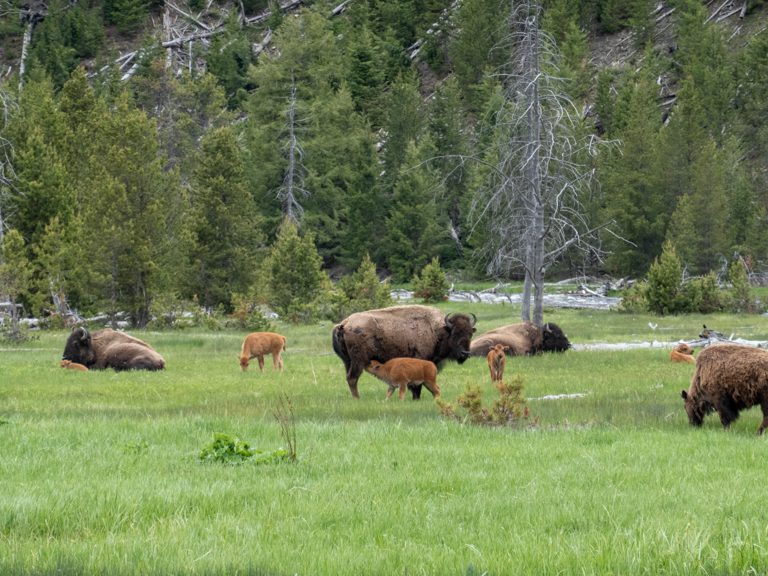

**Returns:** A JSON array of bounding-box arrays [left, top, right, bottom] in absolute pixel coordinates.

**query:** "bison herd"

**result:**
[[58, 305, 768, 434]]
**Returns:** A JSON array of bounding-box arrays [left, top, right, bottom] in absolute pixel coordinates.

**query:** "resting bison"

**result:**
[[469, 321, 570, 357], [670, 343, 696, 364], [60, 359, 89, 371], [332, 305, 476, 399], [62, 327, 165, 371], [487, 344, 509, 382], [366, 358, 439, 400], [681, 344, 768, 434], [239, 332, 286, 372]]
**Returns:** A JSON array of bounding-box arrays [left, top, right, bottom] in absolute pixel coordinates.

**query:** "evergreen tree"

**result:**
[[380, 72, 423, 194], [189, 126, 264, 311], [0, 229, 32, 340], [262, 219, 331, 322]]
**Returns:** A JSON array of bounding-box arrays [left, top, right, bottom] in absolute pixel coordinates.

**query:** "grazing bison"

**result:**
[[670, 343, 696, 364], [239, 332, 287, 372], [332, 305, 476, 399], [487, 344, 509, 382], [60, 359, 89, 372], [469, 321, 570, 357], [681, 344, 768, 434], [366, 358, 439, 400], [62, 327, 165, 371]]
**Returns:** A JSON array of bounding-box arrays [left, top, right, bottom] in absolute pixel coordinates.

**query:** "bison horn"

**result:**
[[79, 327, 89, 342], [445, 313, 455, 328], [544, 323, 551, 333], [470, 313, 477, 327]]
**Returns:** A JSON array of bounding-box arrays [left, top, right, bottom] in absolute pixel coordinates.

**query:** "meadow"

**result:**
[[2, 303, 768, 575]]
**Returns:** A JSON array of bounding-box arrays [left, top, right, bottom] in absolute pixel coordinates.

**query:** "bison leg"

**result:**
[[716, 396, 739, 430], [386, 385, 396, 400], [272, 352, 283, 371], [398, 382, 407, 401], [346, 365, 362, 398], [759, 400, 768, 435], [257, 355, 265, 371], [423, 379, 441, 399], [408, 383, 423, 400]]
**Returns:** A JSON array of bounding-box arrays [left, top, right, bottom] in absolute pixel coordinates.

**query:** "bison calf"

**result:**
[[681, 344, 768, 434], [60, 359, 89, 371], [670, 343, 696, 364], [487, 344, 509, 382], [365, 358, 440, 401], [240, 332, 287, 372]]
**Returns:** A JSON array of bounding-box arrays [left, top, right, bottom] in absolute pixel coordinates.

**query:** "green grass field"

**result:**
[[2, 304, 768, 575]]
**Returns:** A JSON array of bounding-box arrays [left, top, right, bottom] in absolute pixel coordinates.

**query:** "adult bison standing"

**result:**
[[62, 327, 165, 371], [681, 344, 768, 434], [332, 305, 476, 399]]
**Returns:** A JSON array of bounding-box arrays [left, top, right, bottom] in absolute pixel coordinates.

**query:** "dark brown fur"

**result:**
[[681, 344, 768, 434], [470, 321, 570, 357], [332, 305, 475, 399], [62, 327, 165, 371]]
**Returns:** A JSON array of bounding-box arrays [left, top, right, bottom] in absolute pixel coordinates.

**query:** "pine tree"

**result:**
[[0, 230, 31, 340]]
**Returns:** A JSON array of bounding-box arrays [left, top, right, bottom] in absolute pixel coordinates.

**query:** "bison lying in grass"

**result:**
[[681, 344, 768, 434], [365, 358, 440, 400], [470, 321, 570, 357], [62, 327, 165, 371], [670, 343, 696, 364], [239, 332, 287, 372]]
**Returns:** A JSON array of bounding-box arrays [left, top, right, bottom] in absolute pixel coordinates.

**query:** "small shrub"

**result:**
[[413, 257, 450, 303], [646, 241, 684, 315], [437, 375, 535, 428], [230, 292, 275, 332], [332, 253, 392, 320], [681, 272, 722, 314], [198, 433, 292, 466], [727, 259, 756, 313], [616, 282, 649, 313]]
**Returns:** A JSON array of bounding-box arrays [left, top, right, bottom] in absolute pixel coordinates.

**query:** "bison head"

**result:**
[[62, 327, 96, 367], [680, 389, 713, 427], [541, 322, 571, 352], [443, 312, 476, 363]]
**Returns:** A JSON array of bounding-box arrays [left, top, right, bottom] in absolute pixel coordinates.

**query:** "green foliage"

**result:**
[[437, 376, 534, 428], [645, 241, 684, 315], [262, 220, 332, 323], [333, 253, 392, 319], [681, 272, 723, 315], [727, 259, 756, 313], [103, 0, 150, 35], [413, 257, 450, 303], [229, 292, 276, 332], [199, 431, 293, 465], [0, 229, 33, 342]]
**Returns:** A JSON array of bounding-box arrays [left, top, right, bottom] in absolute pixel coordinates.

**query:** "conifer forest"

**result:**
[[1, 0, 768, 327]]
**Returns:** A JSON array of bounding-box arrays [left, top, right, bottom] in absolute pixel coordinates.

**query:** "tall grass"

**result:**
[[1, 304, 767, 574]]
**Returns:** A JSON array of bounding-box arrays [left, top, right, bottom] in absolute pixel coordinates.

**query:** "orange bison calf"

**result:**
[[487, 344, 509, 382], [670, 343, 696, 364], [240, 332, 287, 372], [681, 344, 768, 434], [60, 359, 89, 371], [365, 358, 440, 400]]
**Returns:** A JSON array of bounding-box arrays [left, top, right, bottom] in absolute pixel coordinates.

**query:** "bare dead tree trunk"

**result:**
[[18, 21, 33, 92], [278, 73, 308, 223]]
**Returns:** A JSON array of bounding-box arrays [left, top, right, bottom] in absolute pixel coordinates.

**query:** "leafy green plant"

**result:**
[[199, 433, 256, 465], [413, 257, 450, 303], [645, 241, 685, 315], [229, 292, 275, 332]]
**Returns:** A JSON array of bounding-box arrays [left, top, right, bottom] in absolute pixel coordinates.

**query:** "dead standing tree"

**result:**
[[276, 73, 309, 224], [472, 0, 604, 326]]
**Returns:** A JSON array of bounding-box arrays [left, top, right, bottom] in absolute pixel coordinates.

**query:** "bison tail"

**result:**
[[331, 324, 350, 370]]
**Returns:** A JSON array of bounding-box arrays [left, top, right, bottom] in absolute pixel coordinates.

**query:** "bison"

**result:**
[[670, 343, 696, 364], [366, 358, 439, 400], [62, 327, 165, 371], [681, 344, 768, 434], [332, 305, 476, 399], [469, 321, 570, 357], [487, 344, 509, 382], [60, 359, 89, 371], [239, 332, 287, 372]]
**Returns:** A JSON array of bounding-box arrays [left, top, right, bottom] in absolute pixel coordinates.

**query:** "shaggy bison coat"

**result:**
[[365, 358, 439, 400], [681, 344, 768, 434], [469, 321, 570, 357], [239, 332, 287, 371], [62, 327, 165, 371], [332, 305, 476, 399]]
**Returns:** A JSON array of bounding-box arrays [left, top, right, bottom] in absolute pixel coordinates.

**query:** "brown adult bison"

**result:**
[[62, 327, 165, 371], [332, 305, 476, 399], [469, 321, 570, 357], [681, 344, 768, 434]]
